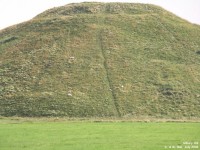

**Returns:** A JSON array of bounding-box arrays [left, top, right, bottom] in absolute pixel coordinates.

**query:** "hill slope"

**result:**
[[0, 2, 200, 118]]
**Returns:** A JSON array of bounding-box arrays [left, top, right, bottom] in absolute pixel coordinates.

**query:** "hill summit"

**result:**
[[0, 2, 200, 118]]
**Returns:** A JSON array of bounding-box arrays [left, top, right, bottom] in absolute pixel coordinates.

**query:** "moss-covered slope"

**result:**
[[0, 2, 200, 118]]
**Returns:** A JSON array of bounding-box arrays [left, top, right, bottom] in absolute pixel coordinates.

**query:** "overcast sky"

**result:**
[[0, 0, 200, 30]]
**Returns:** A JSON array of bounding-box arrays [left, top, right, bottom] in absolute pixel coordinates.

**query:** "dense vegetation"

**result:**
[[0, 2, 200, 118]]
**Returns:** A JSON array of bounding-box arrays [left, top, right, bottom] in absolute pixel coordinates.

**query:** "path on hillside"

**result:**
[[97, 29, 121, 117]]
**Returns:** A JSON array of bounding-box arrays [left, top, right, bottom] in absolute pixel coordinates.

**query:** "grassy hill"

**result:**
[[0, 2, 200, 118]]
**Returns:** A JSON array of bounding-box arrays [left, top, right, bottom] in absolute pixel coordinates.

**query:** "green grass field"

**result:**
[[0, 118, 199, 150]]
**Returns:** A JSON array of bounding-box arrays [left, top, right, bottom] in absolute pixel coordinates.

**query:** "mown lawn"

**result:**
[[0, 119, 199, 150]]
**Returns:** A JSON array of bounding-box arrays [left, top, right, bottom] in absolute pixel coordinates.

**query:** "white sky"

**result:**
[[0, 0, 200, 30]]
